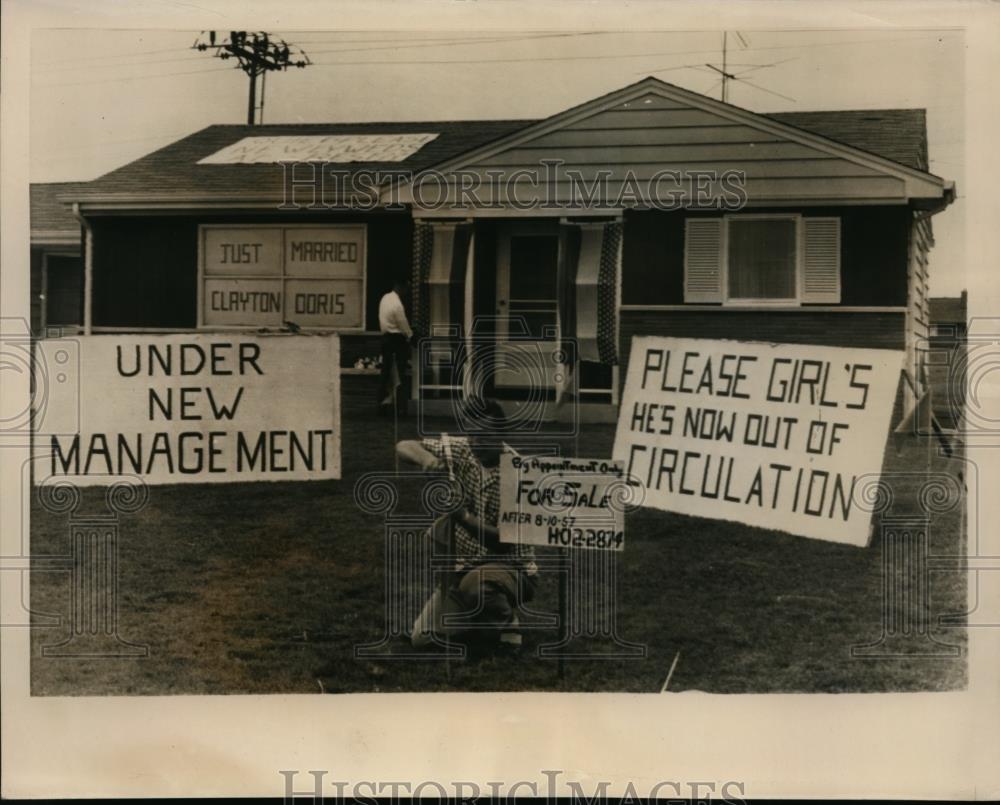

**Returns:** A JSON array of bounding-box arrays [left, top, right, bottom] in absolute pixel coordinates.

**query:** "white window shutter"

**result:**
[[802, 217, 841, 303], [684, 218, 723, 303]]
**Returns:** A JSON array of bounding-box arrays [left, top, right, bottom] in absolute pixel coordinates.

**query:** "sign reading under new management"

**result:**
[[612, 336, 904, 547], [201, 224, 365, 330], [34, 334, 341, 485], [499, 455, 630, 551]]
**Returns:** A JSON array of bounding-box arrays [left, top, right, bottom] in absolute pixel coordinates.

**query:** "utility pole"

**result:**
[[193, 31, 311, 124]]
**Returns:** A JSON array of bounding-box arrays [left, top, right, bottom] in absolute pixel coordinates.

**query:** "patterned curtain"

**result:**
[[597, 221, 621, 366], [564, 220, 620, 366], [410, 221, 434, 336]]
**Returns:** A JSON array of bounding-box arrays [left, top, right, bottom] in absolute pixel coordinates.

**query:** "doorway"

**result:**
[[494, 224, 562, 390]]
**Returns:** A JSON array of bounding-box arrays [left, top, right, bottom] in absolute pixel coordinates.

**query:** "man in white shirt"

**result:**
[[377, 280, 413, 415]]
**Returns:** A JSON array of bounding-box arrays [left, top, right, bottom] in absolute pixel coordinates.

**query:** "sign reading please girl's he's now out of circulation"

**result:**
[[612, 336, 904, 547]]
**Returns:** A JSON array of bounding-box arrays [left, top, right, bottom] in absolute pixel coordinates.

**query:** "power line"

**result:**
[[636, 62, 713, 75], [731, 58, 798, 77], [311, 48, 710, 66], [306, 33, 945, 68], [37, 44, 195, 66], [37, 30, 949, 68], [36, 54, 208, 73], [736, 78, 797, 104], [304, 31, 604, 55], [32, 31, 944, 104], [35, 32, 584, 74], [35, 65, 236, 89], [642, 33, 944, 71], [282, 31, 604, 43], [36, 31, 601, 73], [640, 58, 797, 85], [35, 31, 945, 77], [304, 36, 939, 66]]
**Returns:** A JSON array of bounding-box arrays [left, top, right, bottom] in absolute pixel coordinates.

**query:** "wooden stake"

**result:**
[[661, 651, 681, 692], [392, 398, 399, 474], [558, 549, 567, 681]]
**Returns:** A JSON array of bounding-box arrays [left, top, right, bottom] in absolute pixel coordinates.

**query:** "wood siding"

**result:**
[[619, 309, 906, 356], [912, 215, 933, 345], [904, 213, 934, 415], [619, 308, 907, 420], [448, 91, 914, 205]]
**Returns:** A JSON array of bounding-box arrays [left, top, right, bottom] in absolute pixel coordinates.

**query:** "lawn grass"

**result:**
[[29, 407, 968, 695]]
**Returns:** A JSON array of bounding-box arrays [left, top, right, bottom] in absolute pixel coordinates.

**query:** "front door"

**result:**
[[495, 225, 561, 390]]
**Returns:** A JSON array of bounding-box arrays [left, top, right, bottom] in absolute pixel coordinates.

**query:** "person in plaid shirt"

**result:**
[[396, 398, 537, 657]]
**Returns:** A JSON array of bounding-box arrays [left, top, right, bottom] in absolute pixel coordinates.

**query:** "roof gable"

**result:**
[[395, 77, 947, 211]]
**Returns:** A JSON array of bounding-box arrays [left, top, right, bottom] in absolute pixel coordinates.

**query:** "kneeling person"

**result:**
[[395, 398, 537, 656]]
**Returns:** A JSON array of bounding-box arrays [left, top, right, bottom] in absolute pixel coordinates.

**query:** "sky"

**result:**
[[30, 28, 966, 296]]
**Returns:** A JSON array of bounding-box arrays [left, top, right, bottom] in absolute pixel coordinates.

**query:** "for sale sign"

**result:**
[[499, 455, 630, 551]]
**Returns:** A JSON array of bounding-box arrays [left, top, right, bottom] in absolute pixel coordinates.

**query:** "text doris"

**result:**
[[208, 290, 349, 316]]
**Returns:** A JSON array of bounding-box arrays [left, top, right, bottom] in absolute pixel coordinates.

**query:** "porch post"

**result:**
[[73, 204, 93, 335], [462, 229, 475, 398]]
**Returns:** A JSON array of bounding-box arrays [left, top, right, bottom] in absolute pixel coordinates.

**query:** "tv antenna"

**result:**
[[704, 32, 797, 104]]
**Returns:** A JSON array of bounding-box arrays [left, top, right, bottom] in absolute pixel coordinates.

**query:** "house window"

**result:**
[[727, 217, 798, 301], [683, 214, 840, 305], [45, 254, 84, 326]]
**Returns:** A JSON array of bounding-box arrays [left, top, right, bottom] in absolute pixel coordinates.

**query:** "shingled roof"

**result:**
[[930, 292, 967, 325], [70, 120, 534, 201], [767, 109, 929, 172], [30, 181, 89, 240], [54, 84, 934, 206]]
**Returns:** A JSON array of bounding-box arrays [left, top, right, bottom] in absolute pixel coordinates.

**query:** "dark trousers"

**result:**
[[379, 333, 409, 414], [411, 563, 524, 649]]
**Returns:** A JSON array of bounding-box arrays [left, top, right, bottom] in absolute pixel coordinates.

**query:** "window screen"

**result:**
[[727, 218, 797, 300], [507, 235, 559, 340]]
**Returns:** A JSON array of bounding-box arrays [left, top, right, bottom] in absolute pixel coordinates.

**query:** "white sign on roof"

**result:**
[[197, 134, 439, 165]]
